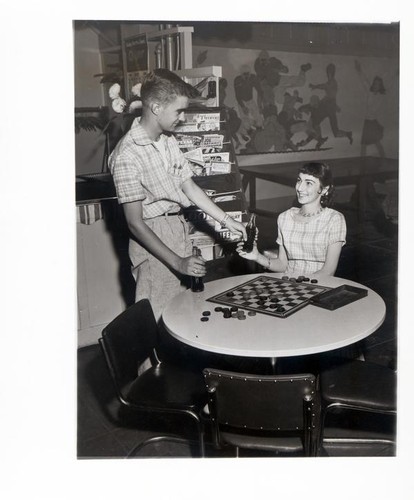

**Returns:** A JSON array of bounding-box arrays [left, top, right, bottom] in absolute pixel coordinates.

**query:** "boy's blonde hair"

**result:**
[[140, 69, 199, 108]]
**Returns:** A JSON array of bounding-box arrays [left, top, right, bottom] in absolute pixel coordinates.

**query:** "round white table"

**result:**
[[162, 273, 386, 358]]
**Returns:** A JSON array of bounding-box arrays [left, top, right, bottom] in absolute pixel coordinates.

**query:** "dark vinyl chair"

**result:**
[[318, 358, 397, 455], [99, 299, 207, 457], [203, 368, 320, 457]]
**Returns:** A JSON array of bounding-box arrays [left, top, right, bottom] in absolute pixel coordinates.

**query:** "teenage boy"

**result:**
[[109, 69, 246, 320]]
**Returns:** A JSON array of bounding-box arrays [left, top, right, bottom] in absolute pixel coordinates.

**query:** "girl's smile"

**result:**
[[296, 173, 325, 207]]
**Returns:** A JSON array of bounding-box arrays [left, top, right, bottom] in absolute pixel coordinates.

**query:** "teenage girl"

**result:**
[[237, 162, 346, 277]]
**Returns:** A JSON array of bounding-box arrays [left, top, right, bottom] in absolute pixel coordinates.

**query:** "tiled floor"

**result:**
[[78, 199, 398, 459]]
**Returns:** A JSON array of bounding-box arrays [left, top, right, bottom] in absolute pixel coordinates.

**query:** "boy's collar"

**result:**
[[130, 118, 174, 145], [130, 117, 155, 146]]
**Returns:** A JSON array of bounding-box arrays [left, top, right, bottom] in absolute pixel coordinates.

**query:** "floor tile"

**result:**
[[77, 398, 114, 442], [77, 430, 130, 458]]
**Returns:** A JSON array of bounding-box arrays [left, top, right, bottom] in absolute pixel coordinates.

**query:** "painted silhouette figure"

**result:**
[[351, 61, 398, 235], [296, 95, 328, 149], [354, 59, 391, 157], [233, 64, 263, 133], [254, 50, 311, 110], [277, 90, 306, 144], [254, 50, 284, 108], [252, 104, 288, 152], [218, 77, 243, 149], [309, 63, 353, 144]]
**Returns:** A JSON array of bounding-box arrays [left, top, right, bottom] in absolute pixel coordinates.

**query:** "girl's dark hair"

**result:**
[[140, 68, 199, 107], [370, 76, 386, 94], [298, 162, 334, 207]]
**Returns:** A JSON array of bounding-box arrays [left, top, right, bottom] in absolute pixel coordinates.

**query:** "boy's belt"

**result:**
[[165, 210, 182, 216]]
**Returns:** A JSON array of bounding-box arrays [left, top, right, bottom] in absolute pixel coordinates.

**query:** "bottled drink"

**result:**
[[191, 246, 204, 292], [243, 213, 257, 253]]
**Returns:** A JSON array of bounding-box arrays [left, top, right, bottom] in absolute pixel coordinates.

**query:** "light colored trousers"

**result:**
[[129, 214, 192, 321]]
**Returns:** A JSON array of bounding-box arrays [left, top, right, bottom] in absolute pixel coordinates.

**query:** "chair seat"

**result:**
[[322, 440, 396, 457], [322, 423, 396, 456], [323, 426, 395, 441], [126, 362, 207, 411], [221, 431, 305, 453], [320, 360, 396, 411]]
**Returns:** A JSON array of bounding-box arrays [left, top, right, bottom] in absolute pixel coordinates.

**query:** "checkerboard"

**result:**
[[207, 275, 331, 318]]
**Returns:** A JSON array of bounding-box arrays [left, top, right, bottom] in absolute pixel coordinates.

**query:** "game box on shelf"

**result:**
[[177, 106, 248, 261]]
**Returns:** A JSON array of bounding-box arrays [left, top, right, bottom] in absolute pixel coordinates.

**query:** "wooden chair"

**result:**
[[99, 299, 207, 457], [203, 368, 320, 457]]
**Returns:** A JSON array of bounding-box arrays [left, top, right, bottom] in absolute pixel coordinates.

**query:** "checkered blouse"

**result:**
[[276, 207, 346, 275], [108, 119, 194, 219]]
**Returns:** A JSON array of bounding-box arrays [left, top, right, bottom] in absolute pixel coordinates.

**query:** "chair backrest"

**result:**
[[99, 299, 158, 390], [203, 368, 319, 451]]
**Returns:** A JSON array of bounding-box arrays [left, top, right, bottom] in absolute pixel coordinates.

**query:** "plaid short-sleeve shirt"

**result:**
[[108, 118, 194, 219], [276, 207, 346, 274]]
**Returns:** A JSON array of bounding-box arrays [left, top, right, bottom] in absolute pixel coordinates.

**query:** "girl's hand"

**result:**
[[236, 240, 259, 261], [178, 255, 206, 277], [225, 218, 247, 240], [236, 226, 259, 260]]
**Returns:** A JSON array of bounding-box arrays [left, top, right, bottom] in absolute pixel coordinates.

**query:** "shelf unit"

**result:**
[[176, 106, 248, 260]]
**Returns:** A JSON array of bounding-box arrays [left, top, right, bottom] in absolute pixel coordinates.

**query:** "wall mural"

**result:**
[[192, 47, 397, 158], [213, 50, 359, 155]]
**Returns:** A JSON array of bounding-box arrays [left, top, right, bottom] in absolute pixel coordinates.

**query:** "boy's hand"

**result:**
[[225, 218, 247, 240], [178, 255, 206, 277]]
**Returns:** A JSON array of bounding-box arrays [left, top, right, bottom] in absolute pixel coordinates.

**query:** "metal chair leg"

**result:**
[[127, 435, 199, 458]]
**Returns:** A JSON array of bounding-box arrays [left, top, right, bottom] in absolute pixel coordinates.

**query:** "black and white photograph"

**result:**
[[75, 18, 399, 458], [2, 1, 413, 499]]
